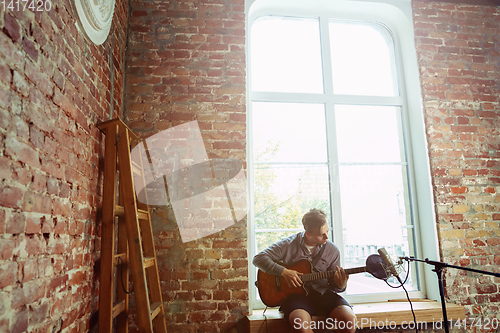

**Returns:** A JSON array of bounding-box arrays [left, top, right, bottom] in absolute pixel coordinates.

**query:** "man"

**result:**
[[253, 209, 356, 333]]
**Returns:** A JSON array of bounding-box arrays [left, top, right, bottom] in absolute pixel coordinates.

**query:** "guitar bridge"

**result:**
[[275, 275, 281, 292]]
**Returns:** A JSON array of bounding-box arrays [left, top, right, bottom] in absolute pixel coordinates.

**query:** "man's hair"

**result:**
[[302, 209, 327, 233]]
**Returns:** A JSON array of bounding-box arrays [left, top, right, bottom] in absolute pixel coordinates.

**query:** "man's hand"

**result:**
[[281, 267, 303, 288], [333, 266, 349, 290]]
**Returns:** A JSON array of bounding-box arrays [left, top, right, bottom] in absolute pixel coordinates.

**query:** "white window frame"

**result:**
[[246, 0, 440, 311]]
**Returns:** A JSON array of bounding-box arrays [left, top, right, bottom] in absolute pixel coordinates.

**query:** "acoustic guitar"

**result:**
[[256, 254, 387, 307]]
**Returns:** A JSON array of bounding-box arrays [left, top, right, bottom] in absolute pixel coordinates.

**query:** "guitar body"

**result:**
[[256, 254, 387, 307], [257, 260, 313, 307]]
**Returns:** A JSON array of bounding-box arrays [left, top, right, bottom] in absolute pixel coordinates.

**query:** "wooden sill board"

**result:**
[[353, 301, 465, 327], [246, 300, 465, 332]]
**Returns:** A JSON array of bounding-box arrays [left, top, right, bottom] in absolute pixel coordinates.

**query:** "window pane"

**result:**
[[329, 21, 399, 96], [335, 105, 404, 163], [252, 102, 327, 163], [251, 16, 323, 93], [339, 164, 417, 294], [249, 6, 423, 306], [253, 164, 331, 234]]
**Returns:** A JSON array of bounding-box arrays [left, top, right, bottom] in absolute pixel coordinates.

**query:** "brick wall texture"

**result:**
[[2, 0, 500, 332], [0, 0, 128, 331], [124, 0, 247, 332], [413, 0, 500, 323]]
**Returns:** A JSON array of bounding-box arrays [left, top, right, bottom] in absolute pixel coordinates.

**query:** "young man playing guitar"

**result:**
[[253, 209, 357, 333]]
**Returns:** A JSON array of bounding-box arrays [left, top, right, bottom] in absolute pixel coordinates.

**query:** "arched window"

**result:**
[[247, 0, 439, 308]]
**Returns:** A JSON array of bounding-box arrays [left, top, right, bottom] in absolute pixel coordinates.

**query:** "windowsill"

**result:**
[[245, 300, 465, 332]]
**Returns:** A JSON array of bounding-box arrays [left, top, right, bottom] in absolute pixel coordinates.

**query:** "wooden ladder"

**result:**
[[98, 118, 167, 333]]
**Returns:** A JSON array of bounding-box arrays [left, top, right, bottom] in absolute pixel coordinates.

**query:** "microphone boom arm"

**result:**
[[400, 256, 500, 333], [400, 256, 500, 278]]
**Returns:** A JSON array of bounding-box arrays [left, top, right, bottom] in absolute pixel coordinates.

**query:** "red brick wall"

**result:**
[[124, 0, 247, 332], [0, 0, 128, 331], [6, 0, 499, 332], [413, 1, 500, 322]]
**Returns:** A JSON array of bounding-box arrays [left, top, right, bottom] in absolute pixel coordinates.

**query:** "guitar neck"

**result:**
[[301, 266, 366, 282]]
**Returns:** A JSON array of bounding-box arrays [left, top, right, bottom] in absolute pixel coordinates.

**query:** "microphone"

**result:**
[[378, 248, 403, 283]]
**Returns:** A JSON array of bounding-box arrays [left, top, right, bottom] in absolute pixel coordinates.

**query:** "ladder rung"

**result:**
[[143, 257, 155, 268], [131, 160, 142, 176], [115, 205, 149, 220], [115, 205, 125, 216], [116, 157, 142, 172], [112, 300, 126, 319], [113, 253, 127, 266], [150, 302, 163, 320], [137, 209, 149, 220]]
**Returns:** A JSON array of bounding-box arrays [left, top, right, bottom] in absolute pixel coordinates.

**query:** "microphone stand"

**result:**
[[400, 256, 500, 333]]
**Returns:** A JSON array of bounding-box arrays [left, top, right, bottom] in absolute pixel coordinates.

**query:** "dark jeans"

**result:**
[[280, 289, 350, 320]]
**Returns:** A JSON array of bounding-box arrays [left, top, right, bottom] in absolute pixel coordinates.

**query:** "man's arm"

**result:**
[[327, 244, 348, 293], [332, 266, 348, 292], [253, 236, 304, 288], [252, 241, 287, 276]]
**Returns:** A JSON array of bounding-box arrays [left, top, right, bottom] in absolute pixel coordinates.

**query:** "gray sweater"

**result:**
[[252, 231, 345, 294]]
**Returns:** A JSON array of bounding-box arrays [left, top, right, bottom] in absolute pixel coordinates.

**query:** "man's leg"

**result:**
[[281, 294, 316, 333], [289, 308, 314, 333], [329, 305, 357, 333]]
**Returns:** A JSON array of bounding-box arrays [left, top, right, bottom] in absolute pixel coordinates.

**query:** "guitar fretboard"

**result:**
[[300, 266, 366, 282]]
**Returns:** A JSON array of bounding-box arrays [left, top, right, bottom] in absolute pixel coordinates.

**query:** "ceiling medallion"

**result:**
[[71, 0, 115, 45]]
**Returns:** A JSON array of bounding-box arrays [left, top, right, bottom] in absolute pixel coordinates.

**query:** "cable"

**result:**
[[118, 256, 133, 294], [402, 282, 418, 333], [384, 260, 418, 333], [260, 306, 268, 333]]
